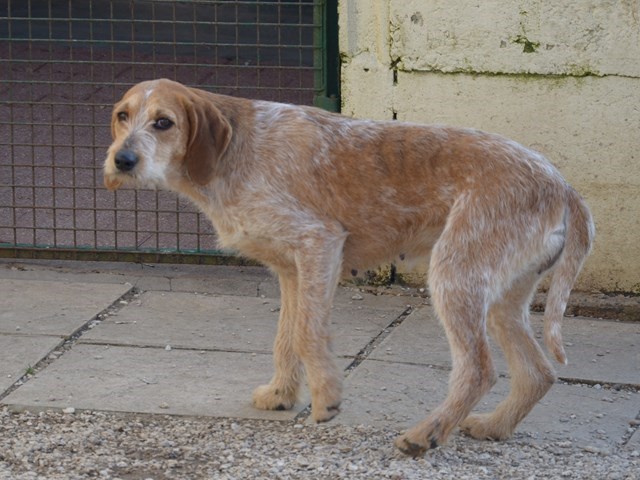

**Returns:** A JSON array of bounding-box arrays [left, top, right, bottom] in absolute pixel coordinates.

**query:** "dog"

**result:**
[[104, 78, 594, 456]]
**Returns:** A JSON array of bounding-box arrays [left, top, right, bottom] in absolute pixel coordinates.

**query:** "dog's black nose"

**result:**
[[114, 149, 139, 172]]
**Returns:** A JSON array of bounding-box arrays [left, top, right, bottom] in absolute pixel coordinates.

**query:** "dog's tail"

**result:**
[[543, 187, 595, 365]]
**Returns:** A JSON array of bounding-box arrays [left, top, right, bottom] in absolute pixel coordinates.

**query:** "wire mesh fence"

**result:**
[[0, 0, 328, 262]]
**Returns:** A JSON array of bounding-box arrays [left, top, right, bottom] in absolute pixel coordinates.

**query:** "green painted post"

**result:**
[[313, 0, 340, 112]]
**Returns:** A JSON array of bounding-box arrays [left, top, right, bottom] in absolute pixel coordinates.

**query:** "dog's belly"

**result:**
[[340, 224, 443, 277]]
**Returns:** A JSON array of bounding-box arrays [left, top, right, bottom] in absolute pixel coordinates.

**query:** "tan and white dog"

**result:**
[[104, 78, 594, 456]]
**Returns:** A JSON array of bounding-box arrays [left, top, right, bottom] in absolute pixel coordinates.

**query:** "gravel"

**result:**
[[1, 408, 638, 479]]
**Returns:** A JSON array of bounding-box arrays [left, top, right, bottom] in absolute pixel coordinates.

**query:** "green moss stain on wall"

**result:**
[[512, 34, 540, 53]]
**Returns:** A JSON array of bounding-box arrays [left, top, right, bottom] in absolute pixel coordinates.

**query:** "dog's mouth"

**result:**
[[103, 166, 137, 191], [103, 166, 165, 192], [103, 172, 125, 191]]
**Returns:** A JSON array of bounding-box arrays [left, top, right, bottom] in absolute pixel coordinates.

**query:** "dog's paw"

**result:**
[[459, 413, 513, 441], [309, 376, 343, 423], [394, 431, 441, 457], [311, 402, 341, 423], [394, 418, 450, 457], [252, 384, 297, 411]]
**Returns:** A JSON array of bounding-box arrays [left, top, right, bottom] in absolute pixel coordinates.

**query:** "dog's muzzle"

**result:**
[[114, 149, 139, 172]]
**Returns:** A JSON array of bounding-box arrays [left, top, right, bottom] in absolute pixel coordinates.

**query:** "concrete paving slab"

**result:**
[[169, 266, 272, 297], [257, 277, 280, 298], [0, 262, 272, 295], [370, 306, 451, 366], [2, 344, 308, 420], [0, 262, 139, 285], [555, 318, 640, 386], [336, 359, 640, 449], [80, 291, 281, 353], [471, 379, 639, 451], [332, 290, 413, 355], [338, 361, 450, 429], [80, 290, 411, 358], [0, 334, 63, 393], [0, 279, 131, 336], [333, 287, 415, 309], [370, 306, 640, 386]]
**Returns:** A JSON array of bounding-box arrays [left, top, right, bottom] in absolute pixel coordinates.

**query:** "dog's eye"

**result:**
[[153, 118, 174, 130], [117, 111, 128, 122]]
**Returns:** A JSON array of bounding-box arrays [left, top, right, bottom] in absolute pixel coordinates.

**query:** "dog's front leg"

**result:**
[[252, 231, 345, 421], [253, 270, 303, 411], [293, 232, 346, 422]]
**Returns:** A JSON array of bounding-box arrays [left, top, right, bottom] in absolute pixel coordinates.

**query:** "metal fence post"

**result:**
[[313, 0, 340, 112]]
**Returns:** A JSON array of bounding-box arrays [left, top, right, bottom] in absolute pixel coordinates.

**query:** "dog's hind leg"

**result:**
[[460, 271, 556, 440], [395, 229, 498, 456], [253, 270, 304, 411]]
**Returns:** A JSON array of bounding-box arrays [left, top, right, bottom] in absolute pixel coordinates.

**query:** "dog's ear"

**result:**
[[182, 90, 232, 186]]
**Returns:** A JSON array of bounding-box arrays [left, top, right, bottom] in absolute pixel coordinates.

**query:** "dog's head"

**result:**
[[103, 78, 232, 191]]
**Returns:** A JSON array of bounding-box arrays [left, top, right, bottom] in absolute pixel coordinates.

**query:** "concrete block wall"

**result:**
[[339, 0, 640, 292]]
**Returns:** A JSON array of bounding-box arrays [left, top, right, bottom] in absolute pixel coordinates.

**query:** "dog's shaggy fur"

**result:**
[[104, 79, 594, 456]]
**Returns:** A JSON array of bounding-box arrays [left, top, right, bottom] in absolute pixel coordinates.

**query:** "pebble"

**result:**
[[582, 445, 610, 455], [0, 407, 637, 479], [351, 294, 364, 301]]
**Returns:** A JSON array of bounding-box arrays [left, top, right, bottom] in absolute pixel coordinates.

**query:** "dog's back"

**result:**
[[234, 103, 582, 276]]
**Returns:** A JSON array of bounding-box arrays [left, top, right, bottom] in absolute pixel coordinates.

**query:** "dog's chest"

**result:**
[[201, 204, 292, 262]]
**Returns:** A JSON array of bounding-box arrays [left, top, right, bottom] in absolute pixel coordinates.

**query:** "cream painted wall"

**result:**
[[339, 0, 640, 292]]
